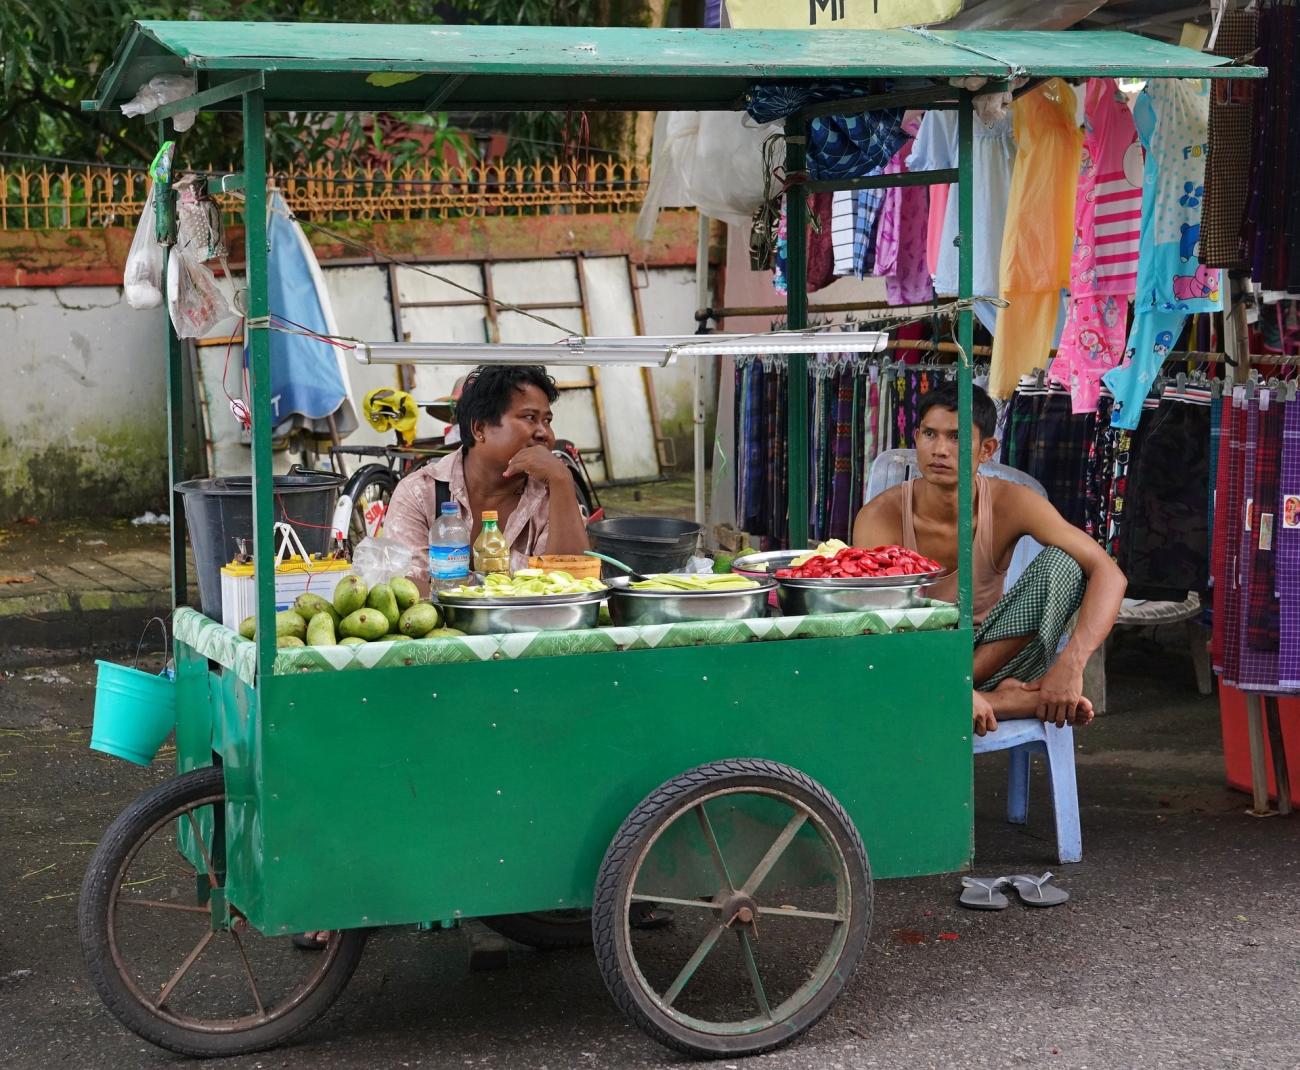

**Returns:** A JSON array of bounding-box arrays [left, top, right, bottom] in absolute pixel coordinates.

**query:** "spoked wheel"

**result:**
[[481, 910, 594, 949], [79, 767, 366, 1057], [592, 759, 872, 1059]]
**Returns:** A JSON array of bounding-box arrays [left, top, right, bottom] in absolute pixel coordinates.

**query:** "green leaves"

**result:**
[[1, 0, 627, 170]]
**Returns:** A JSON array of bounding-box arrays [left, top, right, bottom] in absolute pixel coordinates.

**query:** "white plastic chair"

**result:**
[[864, 447, 1082, 864]]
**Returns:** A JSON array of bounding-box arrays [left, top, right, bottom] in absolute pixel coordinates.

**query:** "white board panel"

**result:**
[[491, 258, 581, 305], [581, 256, 661, 481], [322, 265, 401, 448], [393, 262, 486, 305]]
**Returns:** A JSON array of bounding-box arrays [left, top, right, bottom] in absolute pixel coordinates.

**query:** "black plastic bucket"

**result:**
[[176, 470, 344, 620], [587, 516, 702, 578]]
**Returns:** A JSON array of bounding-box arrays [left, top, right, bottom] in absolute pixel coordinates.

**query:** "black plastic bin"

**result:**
[[587, 516, 702, 578], [176, 470, 344, 620]]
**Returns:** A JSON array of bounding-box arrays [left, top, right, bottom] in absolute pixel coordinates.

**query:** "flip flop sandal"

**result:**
[[291, 931, 330, 950], [958, 876, 1010, 910], [1007, 872, 1070, 908]]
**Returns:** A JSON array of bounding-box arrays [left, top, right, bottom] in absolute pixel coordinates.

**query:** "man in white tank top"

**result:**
[[852, 382, 1127, 737]]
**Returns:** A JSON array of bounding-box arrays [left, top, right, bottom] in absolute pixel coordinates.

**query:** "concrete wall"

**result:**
[[0, 261, 705, 520], [0, 287, 171, 521]]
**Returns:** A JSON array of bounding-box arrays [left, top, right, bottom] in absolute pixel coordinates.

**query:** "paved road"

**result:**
[[3, 636, 1299, 1070]]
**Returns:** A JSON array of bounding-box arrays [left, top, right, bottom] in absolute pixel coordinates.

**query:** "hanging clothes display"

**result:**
[[807, 192, 838, 291], [743, 85, 907, 180], [1208, 386, 1300, 695], [1054, 77, 1143, 415], [1243, 1, 1298, 291], [999, 375, 1211, 591], [1235, 395, 1279, 690], [831, 189, 859, 276], [1200, 10, 1258, 270], [1114, 388, 1212, 600], [998, 379, 1095, 531], [988, 79, 1082, 399], [1278, 397, 1300, 690], [873, 119, 934, 306], [733, 354, 960, 545], [908, 108, 1016, 334], [1103, 79, 1222, 432]]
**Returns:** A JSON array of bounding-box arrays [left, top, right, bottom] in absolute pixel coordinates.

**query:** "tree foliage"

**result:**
[[0, 0, 642, 169]]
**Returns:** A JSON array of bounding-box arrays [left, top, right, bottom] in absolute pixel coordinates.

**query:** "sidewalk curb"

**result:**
[[0, 588, 182, 660]]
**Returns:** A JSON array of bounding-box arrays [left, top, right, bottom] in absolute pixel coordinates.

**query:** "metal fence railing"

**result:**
[[0, 159, 652, 230]]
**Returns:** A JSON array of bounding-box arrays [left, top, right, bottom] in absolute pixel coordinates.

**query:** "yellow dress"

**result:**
[[988, 80, 1083, 399]]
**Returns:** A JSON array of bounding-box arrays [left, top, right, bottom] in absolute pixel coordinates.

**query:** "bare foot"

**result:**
[[987, 678, 1043, 719], [986, 679, 1094, 727], [973, 690, 998, 736]]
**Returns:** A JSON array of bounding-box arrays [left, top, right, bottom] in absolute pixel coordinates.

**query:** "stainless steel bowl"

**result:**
[[436, 589, 606, 635], [605, 575, 776, 626], [776, 576, 936, 615], [731, 549, 805, 578]]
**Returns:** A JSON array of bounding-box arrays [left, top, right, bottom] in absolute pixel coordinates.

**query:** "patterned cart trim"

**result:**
[[174, 602, 959, 685]]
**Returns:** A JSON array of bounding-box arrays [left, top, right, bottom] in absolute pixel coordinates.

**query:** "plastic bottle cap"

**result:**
[[483, 510, 498, 521], [440, 502, 459, 515]]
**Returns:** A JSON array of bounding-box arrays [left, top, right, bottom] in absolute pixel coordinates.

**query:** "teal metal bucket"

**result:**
[[91, 660, 177, 766]]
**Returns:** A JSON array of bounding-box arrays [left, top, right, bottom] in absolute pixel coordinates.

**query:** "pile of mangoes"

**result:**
[[239, 575, 466, 649]]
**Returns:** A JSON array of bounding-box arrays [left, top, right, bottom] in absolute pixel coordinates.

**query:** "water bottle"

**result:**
[[429, 502, 471, 590]]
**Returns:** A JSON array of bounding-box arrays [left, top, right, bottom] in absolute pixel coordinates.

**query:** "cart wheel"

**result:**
[[79, 767, 367, 1057], [481, 910, 594, 949], [592, 758, 871, 1059]]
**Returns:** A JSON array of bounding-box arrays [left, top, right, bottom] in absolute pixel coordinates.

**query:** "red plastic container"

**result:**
[[1218, 682, 1300, 807]]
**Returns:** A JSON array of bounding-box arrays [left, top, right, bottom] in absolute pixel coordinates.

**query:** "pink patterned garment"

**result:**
[[873, 124, 934, 306], [1054, 78, 1144, 414]]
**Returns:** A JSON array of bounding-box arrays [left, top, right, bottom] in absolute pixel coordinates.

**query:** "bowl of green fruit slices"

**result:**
[[605, 573, 775, 627], [435, 569, 609, 635]]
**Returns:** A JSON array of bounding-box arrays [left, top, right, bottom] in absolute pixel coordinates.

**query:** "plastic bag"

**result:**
[[166, 246, 231, 339], [351, 536, 416, 587], [121, 75, 198, 132], [124, 185, 164, 310], [636, 111, 782, 239], [176, 176, 226, 262]]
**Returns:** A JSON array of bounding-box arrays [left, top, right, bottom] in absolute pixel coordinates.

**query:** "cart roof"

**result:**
[[84, 21, 1262, 115]]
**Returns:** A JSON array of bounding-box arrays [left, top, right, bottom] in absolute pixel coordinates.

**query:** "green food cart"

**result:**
[[76, 21, 1258, 1060]]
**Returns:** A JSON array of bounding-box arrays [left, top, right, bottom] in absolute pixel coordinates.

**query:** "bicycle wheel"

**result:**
[[79, 767, 367, 1057], [343, 464, 398, 550], [592, 759, 872, 1059]]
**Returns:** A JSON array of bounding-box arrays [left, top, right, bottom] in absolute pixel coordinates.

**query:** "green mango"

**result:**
[[333, 574, 368, 617], [366, 582, 400, 631], [398, 602, 442, 638], [238, 615, 257, 640], [306, 611, 337, 647], [339, 636, 367, 647], [276, 635, 305, 648], [294, 592, 339, 626], [339, 608, 389, 641], [425, 626, 466, 638], [376, 634, 404, 642], [390, 576, 421, 612], [275, 609, 307, 641]]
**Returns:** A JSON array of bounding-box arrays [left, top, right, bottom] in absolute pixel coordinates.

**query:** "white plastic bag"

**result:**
[[166, 245, 230, 338], [121, 75, 198, 132], [124, 185, 164, 310], [351, 536, 416, 588], [636, 111, 782, 239]]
